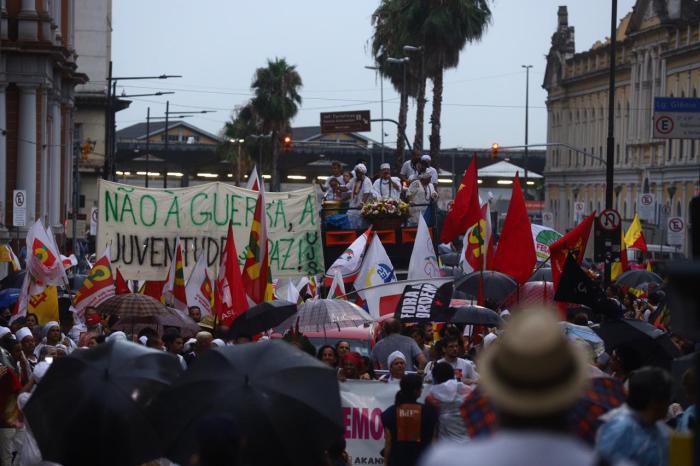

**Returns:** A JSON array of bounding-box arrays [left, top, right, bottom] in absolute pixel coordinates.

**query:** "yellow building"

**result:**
[[543, 1, 700, 253]]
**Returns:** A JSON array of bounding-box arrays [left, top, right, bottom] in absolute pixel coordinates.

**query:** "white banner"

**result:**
[[97, 180, 324, 280]]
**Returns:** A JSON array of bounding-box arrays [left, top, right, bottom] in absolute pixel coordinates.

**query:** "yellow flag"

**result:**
[[28, 286, 59, 325]]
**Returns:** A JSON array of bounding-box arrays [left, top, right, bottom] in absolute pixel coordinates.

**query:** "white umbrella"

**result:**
[[275, 298, 374, 333]]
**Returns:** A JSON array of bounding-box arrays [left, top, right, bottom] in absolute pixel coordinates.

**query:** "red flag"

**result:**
[[493, 174, 536, 284], [242, 192, 274, 304], [140, 280, 165, 302], [115, 269, 130, 294], [549, 212, 596, 291], [440, 155, 481, 243], [215, 222, 248, 325]]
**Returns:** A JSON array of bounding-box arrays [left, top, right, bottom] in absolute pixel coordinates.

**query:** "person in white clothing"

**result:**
[[318, 160, 345, 192], [420, 155, 438, 185], [400, 153, 421, 181], [424, 336, 478, 385], [406, 172, 438, 225], [372, 163, 402, 200], [421, 308, 631, 466], [344, 163, 374, 228]]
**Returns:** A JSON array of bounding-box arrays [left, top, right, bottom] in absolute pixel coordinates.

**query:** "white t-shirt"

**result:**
[[347, 176, 373, 208], [400, 160, 419, 179], [372, 177, 402, 200], [425, 357, 479, 384], [420, 431, 631, 466], [323, 174, 345, 191], [425, 166, 438, 184]]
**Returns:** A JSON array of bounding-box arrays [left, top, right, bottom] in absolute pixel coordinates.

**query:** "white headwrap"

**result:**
[[380, 163, 391, 170], [212, 339, 225, 347], [354, 163, 367, 174], [15, 327, 33, 342], [138, 335, 148, 345], [387, 350, 406, 368], [43, 321, 60, 337], [420, 154, 431, 162], [106, 331, 127, 343], [0, 327, 11, 339], [32, 361, 51, 383]]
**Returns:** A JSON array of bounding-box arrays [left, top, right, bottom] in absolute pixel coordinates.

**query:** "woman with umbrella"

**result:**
[[378, 351, 406, 383], [381, 374, 438, 466]]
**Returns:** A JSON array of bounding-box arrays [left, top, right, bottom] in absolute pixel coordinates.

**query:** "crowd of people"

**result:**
[[318, 155, 440, 228], [0, 291, 695, 466]]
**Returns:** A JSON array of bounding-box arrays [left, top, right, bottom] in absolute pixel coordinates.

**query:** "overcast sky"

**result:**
[[113, 0, 636, 150]]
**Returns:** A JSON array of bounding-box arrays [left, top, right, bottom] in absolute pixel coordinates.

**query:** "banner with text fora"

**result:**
[[97, 180, 324, 281]]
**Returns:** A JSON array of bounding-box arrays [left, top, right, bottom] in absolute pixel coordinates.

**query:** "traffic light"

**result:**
[[282, 135, 292, 151], [491, 143, 500, 159]]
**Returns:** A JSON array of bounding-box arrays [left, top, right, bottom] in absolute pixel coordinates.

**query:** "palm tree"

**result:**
[[371, 0, 420, 168], [414, 0, 492, 164], [251, 58, 303, 191]]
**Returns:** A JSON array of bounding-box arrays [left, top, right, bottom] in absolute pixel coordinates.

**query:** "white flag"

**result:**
[[246, 165, 261, 191], [325, 228, 372, 280], [327, 270, 346, 299], [407, 216, 440, 280], [354, 234, 396, 295], [275, 277, 301, 303], [185, 253, 213, 316], [26, 220, 67, 291]]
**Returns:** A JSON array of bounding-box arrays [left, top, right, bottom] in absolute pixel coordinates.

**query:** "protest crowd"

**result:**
[[0, 161, 696, 466]]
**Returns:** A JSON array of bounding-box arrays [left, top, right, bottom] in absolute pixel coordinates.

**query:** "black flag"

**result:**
[[554, 253, 604, 307], [395, 282, 453, 322]]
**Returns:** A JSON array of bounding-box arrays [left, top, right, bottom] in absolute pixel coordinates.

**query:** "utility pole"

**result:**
[[604, 0, 618, 285], [72, 140, 80, 256], [522, 65, 533, 197], [163, 100, 169, 188], [145, 107, 150, 188]]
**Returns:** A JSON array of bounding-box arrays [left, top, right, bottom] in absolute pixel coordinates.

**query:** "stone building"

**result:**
[[543, 0, 700, 252], [0, 0, 86, 242]]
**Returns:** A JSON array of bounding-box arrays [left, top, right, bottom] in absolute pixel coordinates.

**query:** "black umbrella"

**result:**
[[595, 319, 681, 368], [24, 340, 183, 466], [228, 300, 297, 338], [444, 305, 502, 326], [454, 271, 518, 304], [156, 340, 343, 466], [614, 270, 663, 288], [0, 270, 25, 290], [529, 267, 553, 282]]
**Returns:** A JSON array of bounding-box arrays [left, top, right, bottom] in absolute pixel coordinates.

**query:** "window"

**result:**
[[623, 201, 627, 218], [680, 139, 684, 161], [616, 144, 620, 164], [599, 146, 603, 166], [677, 202, 682, 217], [668, 140, 673, 161], [625, 146, 629, 164]]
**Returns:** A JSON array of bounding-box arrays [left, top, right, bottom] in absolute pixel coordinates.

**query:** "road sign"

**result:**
[[594, 209, 622, 264], [90, 207, 98, 236], [320, 110, 371, 134], [12, 190, 26, 227], [637, 193, 656, 222], [653, 97, 700, 139], [667, 216, 685, 246]]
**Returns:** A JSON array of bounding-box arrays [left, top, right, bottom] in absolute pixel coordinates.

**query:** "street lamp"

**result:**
[[365, 65, 385, 166], [522, 65, 533, 197], [228, 138, 246, 186]]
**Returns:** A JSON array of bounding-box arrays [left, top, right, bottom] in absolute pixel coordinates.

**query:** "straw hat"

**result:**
[[477, 308, 590, 416]]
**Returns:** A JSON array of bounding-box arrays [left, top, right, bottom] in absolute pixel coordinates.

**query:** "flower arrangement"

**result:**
[[360, 198, 409, 221]]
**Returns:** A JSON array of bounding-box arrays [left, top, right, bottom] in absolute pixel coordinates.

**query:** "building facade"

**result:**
[[543, 0, 700, 252], [74, 0, 112, 226], [0, 0, 86, 242]]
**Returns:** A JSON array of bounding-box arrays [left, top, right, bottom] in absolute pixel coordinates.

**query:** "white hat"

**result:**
[[0, 327, 11, 339], [380, 163, 391, 170], [354, 163, 367, 174], [387, 350, 406, 368], [138, 335, 148, 345], [106, 331, 127, 343], [477, 308, 589, 416], [420, 155, 431, 162], [15, 327, 33, 342], [212, 338, 225, 347]]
